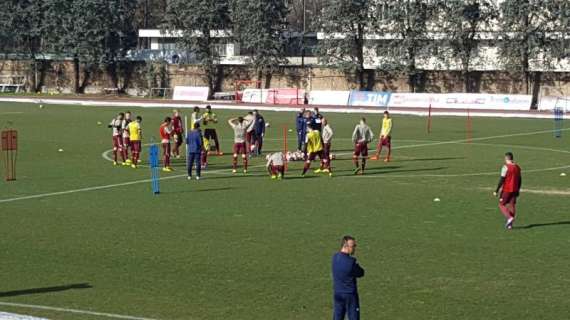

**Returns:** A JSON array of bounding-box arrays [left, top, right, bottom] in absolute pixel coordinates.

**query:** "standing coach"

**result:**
[[332, 235, 365, 320]]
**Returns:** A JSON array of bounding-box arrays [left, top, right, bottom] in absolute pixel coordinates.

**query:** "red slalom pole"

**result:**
[[283, 125, 288, 171], [427, 104, 432, 134]]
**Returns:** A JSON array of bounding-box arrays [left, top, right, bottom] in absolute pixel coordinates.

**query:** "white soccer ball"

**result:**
[[265, 122, 270, 128], [58, 148, 64, 152], [433, 198, 441, 202], [561, 173, 567, 177], [39, 104, 44, 109]]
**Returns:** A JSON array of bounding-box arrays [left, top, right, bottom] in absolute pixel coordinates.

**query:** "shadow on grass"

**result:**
[[397, 157, 465, 162], [168, 187, 234, 194], [363, 166, 447, 175], [0, 283, 92, 298], [516, 221, 570, 229]]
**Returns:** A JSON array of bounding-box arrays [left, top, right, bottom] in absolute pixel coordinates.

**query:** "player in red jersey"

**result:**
[[171, 109, 184, 159], [108, 112, 126, 165], [493, 152, 522, 230], [160, 117, 174, 172]]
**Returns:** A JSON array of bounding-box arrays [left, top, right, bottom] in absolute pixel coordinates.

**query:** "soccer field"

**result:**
[[0, 102, 569, 320]]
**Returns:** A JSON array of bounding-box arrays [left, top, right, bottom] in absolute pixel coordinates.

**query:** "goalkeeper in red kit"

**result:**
[[493, 152, 522, 230]]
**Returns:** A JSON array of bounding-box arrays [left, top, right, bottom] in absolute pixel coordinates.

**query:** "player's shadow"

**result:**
[[398, 157, 465, 162], [516, 221, 570, 229], [364, 166, 447, 175], [0, 283, 92, 298]]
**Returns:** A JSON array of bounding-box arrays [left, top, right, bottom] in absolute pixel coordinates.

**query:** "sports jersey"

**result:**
[[159, 123, 172, 143], [381, 118, 392, 137], [202, 111, 217, 129], [109, 119, 122, 136], [190, 112, 201, 130], [231, 122, 248, 143], [267, 152, 285, 167], [322, 124, 334, 144], [501, 163, 521, 192], [352, 123, 373, 144], [122, 119, 131, 138], [128, 121, 141, 141], [306, 130, 323, 153], [172, 116, 183, 133]]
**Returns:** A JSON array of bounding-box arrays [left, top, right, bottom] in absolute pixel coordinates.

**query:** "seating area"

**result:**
[[0, 76, 25, 93]]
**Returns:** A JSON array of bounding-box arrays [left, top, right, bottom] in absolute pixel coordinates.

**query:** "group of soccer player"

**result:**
[[108, 111, 143, 168]]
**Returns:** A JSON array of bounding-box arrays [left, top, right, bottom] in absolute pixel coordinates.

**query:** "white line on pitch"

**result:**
[[2, 128, 567, 204], [0, 302, 158, 320]]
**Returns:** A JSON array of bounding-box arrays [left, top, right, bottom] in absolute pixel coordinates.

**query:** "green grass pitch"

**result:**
[[0, 102, 569, 320]]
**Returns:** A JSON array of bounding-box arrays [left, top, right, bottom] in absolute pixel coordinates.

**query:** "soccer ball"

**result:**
[[265, 122, 270, 128]]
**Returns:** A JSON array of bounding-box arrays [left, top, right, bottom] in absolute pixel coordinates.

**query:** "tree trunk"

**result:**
[[73, 56, 80, 94], [530, 71, 541, 109]]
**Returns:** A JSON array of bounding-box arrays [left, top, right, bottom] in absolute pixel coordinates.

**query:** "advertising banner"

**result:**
[[349, 91, 392, 107], [308, 91, 351, 106], [172, 86, 210, 101], [266, 88, 305, 105]]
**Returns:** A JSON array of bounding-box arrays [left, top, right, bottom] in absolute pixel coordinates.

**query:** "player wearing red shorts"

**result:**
[[160, 117, 174, 172], [494, 152, 522, 230], [371, 111, 392, 162], [302, 125, 330, 177], [121, 111, 132, 165], [266, 152, 285, 180], [108, 113, 125, 166], [228, 117, 251, 174], [352, 118, 374, 175], [319, 118, 334, 174], [127, 116, 143, 169], [171, 109, 184, 159]]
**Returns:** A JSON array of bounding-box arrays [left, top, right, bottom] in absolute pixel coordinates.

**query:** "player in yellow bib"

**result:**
[[127, 116, 142, 168], [302, 124, 331, 176], [371, 111, 392, 162]]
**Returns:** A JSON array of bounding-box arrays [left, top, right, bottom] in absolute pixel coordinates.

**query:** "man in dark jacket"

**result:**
[[186, 123, 204, 180], [252, 110, 266, 156], [296, 108, 307, 151], [332, 235, 365, 320]]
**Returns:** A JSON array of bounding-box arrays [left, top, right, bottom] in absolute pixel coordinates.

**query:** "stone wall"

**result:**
[[1, 59, 569, 97]]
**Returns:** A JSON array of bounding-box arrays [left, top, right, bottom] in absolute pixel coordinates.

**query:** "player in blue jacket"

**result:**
[[296, 108, 307, 151], [252, 110, 266, 156], [332, 235, 365, 320], [186, 123, 204, 180]]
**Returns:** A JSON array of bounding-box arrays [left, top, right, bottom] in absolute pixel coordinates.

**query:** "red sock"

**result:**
[[243, 156, 248, 170]]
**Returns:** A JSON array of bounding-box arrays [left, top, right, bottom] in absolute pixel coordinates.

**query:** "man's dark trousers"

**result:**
[[333, 292, 359, 320]]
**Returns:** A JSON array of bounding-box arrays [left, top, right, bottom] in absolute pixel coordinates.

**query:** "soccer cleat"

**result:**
[[125, 159, 132, 164], [217, 152, 224, 156], [505, 217, 515, 230], [271, 175, 277, 180], [162, 167, 173, 172], [384, 157, 390, 163], [137, 159, 142, 164], [353, 168, 360, 175], [131, 164, 137, 169], [322, 168, 330, 173], [121, 162, 128, 166], [329, 172, 333, 177], [370, 155, 380, 160], [243, 169, 247, 174], [232, 169, 237, 174], [314, 169, 322, 174], [175, 155, 181, 159], [113, 161, 118, 166], [187, 176, 192, 180], [277, 174, 283, 180]]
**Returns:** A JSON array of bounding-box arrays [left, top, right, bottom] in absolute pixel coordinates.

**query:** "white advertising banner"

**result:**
[[388, 93, 532, 110], [241, 89, 269, 103], [538, 96, 570, 111], [308, 90, 351, 106], [172, 86, 210, 101]]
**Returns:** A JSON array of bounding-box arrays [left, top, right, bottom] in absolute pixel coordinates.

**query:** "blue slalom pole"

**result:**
[[149, 144, 160, 194]]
